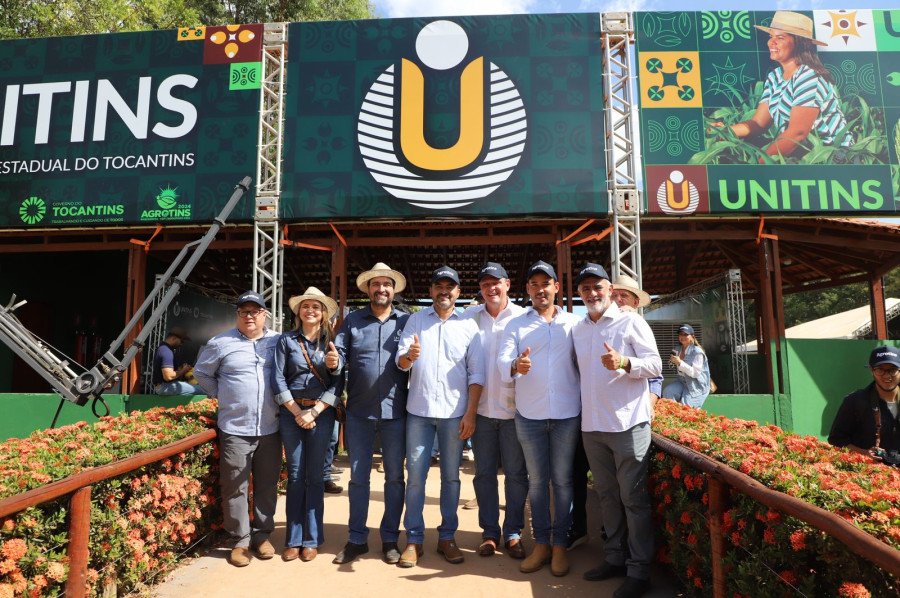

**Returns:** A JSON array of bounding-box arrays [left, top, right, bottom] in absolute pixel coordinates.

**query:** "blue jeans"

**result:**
[[323, 420, 339, 482], [404, 414, 464, 543], [156, 380, 204, 396], [515, 413, 580, 546], [345, 412, 406, 544], [472, 415, 528, 542], [280, 406, 336, 548]]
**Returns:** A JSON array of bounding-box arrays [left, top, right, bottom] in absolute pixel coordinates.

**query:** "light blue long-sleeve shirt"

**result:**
[[193, 327, 280, 437], [396, 307, 485, 419]]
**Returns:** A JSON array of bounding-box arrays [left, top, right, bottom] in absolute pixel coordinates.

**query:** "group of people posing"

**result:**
[[191, 260, 712, 598]]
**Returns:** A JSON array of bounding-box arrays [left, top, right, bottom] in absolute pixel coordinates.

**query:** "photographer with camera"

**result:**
[[828, 346, 900, 466]]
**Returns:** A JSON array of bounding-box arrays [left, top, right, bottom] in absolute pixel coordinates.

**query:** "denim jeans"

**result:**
[[472, 415, 528, 542], [404, 413, 464, 543], [156, 380, 204, 396], [280, 406, 336, 548], [345, 412, 406, 544], [323, 420, 339, 482], [515, 413, 580, 546]]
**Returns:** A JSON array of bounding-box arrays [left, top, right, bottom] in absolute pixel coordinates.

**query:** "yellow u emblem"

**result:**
[[666, 179, 690, 210], [399, 57, 485, 171]]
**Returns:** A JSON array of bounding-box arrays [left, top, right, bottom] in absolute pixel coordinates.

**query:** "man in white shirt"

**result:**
[[571, 263, 662, 598], [498, 260, 581, 577], [462, 262, 528, 560], [395, 266, 485, 568]]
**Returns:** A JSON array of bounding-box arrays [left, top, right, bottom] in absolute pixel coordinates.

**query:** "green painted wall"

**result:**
[[784, 338, 900, 439], [703, 394, 777, 424]]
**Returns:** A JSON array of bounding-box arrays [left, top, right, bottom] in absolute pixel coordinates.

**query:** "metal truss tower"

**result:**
[[253, 22, 287, 331], [726, 269, 751, 394], [601, 12, 642, 285]]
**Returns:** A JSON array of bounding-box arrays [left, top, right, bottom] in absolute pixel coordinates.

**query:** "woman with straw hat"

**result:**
[[271, 286, 343, 562], [716, 10, 850, 159]]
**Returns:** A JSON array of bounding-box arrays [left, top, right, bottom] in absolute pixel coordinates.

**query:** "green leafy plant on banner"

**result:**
[[690, 81, 889, 166]]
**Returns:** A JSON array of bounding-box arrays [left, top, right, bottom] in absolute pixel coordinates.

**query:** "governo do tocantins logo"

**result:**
[[19, 196, 46, 224], [358, 20, 527, 210]]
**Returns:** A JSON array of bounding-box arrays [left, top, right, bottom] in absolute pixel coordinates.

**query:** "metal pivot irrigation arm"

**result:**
[[0, 176, 252, 407]]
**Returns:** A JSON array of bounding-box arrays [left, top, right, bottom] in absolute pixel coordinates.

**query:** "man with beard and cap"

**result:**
[[395, 266, 485, 568], [498, 260, 581, 577], [194, 291, 281, 567], [331, 263, 411, 566], [572, 263, 662, 598], [461, 262, 528, 560]]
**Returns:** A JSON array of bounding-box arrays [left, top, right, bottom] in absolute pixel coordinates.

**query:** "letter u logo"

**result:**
[[400, 57, 484, 171], [357, 20, 527, 210], [666, 179, 690, 209]]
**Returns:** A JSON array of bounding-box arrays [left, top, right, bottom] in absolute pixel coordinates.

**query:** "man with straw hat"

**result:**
[[332, 263, 411, 566]]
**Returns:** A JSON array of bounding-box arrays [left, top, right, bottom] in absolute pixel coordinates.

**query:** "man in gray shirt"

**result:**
[[194, 290, 281, 567]]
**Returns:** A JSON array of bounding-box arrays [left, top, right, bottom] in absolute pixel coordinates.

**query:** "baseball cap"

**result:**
[[526, 260, 557, 281], [574, 262, 610, 286], [235, 290, 267, 310], [167, 326, 191, 341], [478, 261, 508, 281], [678, 323, 695, 335], [431, 266, 460, 286], [869, 346, 900, 369]]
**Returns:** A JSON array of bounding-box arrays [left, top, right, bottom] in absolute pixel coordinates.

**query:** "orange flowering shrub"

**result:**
[[0, 400, 219, 597], [651, 400, 899, 598]]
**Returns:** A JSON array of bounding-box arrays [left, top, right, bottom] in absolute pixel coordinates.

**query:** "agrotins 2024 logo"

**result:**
[[357, 20, 527, 210]]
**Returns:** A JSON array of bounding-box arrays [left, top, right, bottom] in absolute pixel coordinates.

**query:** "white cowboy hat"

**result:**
[[754, 11, 827, 46], [288, 287, 338, 321], [356, 262, 407, 294], [612, 274, 652, 308]]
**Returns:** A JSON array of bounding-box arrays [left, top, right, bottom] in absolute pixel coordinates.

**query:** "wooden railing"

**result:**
[[651, 432, 900, 598], [0, 429, 217, 598]]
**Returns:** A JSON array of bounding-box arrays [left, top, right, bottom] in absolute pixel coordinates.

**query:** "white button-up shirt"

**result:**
[[397, 307, 485, 418], [463, 301, 526, 419], [573, 302, 662, 433], [498, 306, 581, 420]]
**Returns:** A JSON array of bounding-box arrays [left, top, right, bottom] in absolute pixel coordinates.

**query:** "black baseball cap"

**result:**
[[478, 261, 508, 281], [431, 266, 461, 286], [526, 260, 557, 281], [574, 262, 610, 286], [869, 346, 900, 368], [235, 290, 267, 310]]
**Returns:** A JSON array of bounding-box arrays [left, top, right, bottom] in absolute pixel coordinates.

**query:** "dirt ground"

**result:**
[[153, 455, 678, 597]]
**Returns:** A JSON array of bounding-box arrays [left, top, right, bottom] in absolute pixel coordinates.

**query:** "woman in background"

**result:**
[[662, 324, 710, 409]]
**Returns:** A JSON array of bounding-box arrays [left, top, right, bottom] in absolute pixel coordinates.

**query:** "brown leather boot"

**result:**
[[519, 543, 551, 573], [397, 543, 423, 568], [228, 547, 251, 567], [437, 539, 464, 564], [551, 545, 570, 577]]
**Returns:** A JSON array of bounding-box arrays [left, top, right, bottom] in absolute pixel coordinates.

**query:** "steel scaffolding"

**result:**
[[726, 269, 751, 394], [253, 22, 287, 331], [601, 12, 642, 285]]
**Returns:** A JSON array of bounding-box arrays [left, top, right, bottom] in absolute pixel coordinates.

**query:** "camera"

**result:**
[[872, 447, 900, 466], [670, 349, 679, 357]]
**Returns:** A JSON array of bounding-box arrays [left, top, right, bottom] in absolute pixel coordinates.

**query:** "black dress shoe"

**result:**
[[324, 480, 343, 494], [332, 542, 369, 564], [583, 561, 627, 581], [613, 576, 650, 598], [382, 542, 401, 564]]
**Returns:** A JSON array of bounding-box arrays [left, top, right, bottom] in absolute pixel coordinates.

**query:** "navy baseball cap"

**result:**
[[869, 346, 900, 368], [478, 261, 509, 281], [526, 260, 557, 281], [235, 290, 267, 310], [678, 323, 695, 335], [574, 262, 610, 286], [431, 266, 461, 286]]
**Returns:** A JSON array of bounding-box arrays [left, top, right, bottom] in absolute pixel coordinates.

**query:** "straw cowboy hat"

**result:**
[[754, 11, 827, 46], [356, 262, 407, 294], [288, 287, 338, 321], [612, 274, 652, 308]]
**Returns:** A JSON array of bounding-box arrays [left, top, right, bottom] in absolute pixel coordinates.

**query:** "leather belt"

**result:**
[[297, 399, 318, 407]]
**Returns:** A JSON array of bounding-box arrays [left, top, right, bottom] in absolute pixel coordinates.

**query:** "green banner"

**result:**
[[0, 25, 262, 228], [282, 13, 607, 219], [635, 9, 900, 216]]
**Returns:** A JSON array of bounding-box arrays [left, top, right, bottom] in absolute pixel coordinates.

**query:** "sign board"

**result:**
[[0, 25, 262, 228], [635, 9, 900, 216], [282, 13, 608, 219]]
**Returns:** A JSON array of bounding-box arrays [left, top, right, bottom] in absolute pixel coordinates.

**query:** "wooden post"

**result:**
[[556, 234, 572, 311], [869, 275, 888, 340], [757, 240, 776, 394], [65, 486, 92, 598], [708, 477, 729, 598], [122, 246, 146, 394]]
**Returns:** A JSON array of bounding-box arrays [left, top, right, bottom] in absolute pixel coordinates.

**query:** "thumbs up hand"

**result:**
[[601, 342, 627, 371], [406, 334, 421, 363], [325, 341, 339, 370], [514, 347, 532, 375]]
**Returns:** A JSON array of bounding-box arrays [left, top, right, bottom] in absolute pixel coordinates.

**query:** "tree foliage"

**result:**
[[0, 0, 373, 39], [782, 267, 900, 329]]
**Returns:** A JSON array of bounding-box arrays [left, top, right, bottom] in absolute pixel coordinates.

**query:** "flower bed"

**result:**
[[651, 400, 900, 598], [0, 400, 220, 597]]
